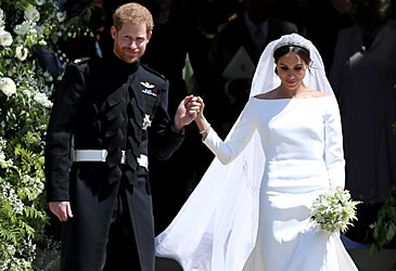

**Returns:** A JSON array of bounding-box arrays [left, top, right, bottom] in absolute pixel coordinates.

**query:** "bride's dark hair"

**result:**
[[273, 45, 311, 65], [273, 45, 311, 75]]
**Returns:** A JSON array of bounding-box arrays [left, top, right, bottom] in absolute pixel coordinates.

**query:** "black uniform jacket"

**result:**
[[45, 54, 184, 271]]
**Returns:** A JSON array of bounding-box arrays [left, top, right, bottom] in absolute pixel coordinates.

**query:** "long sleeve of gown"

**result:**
[[203, 101, 256, 164], [324, 96, 345, 189]]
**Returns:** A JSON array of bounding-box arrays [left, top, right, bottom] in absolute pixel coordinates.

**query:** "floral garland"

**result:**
[[0, 0, 91, 269]]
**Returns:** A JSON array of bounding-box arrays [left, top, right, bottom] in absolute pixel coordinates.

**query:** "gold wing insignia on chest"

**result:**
[[140, 81, 157, 97]]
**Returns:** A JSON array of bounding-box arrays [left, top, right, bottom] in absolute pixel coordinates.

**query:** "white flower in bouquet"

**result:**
[[15, 45, 28, 61], [35, 24, 45, 35], [27, 28, 38, 40], [0, 29, 12, 46], [311, 189, 360, 233], [14, 21, 31, 35], [24, 5, 40, 23], [0, 77, 16, 97]]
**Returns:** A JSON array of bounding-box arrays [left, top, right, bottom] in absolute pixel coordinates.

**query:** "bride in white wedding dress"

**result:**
[[155, 33, 358, 271]]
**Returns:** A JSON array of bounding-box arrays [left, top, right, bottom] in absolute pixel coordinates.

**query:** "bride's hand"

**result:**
[[194, 96, 205, 119], [192, 96, 211, 137]]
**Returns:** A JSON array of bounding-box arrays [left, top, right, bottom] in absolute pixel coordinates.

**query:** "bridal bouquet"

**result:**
[[311, 189, 361, 233]]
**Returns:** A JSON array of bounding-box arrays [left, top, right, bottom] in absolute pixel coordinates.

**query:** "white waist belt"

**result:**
[[73, 149, 148, 170]]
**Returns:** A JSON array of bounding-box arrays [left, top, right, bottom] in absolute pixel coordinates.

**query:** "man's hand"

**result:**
[[173, 95, 202, 131], [49, 201, 73, 222]]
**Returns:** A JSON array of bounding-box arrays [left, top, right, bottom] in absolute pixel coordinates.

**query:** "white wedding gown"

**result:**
[[156, 95, 358, 271]]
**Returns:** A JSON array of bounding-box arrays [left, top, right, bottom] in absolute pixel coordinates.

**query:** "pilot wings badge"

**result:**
[[140, 81, 157, 97]]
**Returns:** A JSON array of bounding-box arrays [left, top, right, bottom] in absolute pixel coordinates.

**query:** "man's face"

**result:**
[[111, 22, 151, 64]]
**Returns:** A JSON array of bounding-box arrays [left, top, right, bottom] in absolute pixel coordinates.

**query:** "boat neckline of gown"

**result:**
[[252, 95, 332, 101]]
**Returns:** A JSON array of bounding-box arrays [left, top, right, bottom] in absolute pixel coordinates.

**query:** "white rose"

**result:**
[[24, 5, 40, 22], [33, 92, 53, 108], [14, 21, 31, 35], [0, 77, 16, 97], [0, 30, 13, 46], [15, 45, 28, 61]]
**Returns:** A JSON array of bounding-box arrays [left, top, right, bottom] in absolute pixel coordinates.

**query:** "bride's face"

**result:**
[[276, 52, 308, 91]]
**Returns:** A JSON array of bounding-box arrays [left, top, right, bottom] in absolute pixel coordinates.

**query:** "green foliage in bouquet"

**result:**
[[0, 0, 91, 269], [369, 187, 396, 254], [311, 189, 361, 234]]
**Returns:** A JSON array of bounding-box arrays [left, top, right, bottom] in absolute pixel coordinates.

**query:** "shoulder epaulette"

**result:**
[[141, 64, 166, 79]]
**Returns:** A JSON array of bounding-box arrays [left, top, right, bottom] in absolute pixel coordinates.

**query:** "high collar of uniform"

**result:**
[[105, 52, 140, 77]]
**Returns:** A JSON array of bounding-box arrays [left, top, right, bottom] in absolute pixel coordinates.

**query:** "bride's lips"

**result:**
[[286, 80, 297, 85]]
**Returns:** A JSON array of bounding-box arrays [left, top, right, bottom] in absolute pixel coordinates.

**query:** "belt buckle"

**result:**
[[100, 149, 107, 162], [137, 154, 148, 169]]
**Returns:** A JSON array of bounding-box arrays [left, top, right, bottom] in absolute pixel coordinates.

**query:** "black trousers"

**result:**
[[103, 181, 141, 271]]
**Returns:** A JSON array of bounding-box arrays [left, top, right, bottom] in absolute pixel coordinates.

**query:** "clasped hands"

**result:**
[[173, 95, 205, 131]]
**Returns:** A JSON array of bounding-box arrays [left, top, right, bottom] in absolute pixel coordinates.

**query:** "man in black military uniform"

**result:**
[[45, 3, 201, 271]]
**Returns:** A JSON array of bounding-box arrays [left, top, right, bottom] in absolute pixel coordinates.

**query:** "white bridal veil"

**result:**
[[155, 33, 335, 271]]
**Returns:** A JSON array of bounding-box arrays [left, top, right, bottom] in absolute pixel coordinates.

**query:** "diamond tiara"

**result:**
[[273, 33, 312, 53]]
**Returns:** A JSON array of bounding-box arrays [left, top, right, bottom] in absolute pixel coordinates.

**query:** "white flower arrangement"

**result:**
[[311, 189, 361, 233], [0, 1, 92, 269]]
